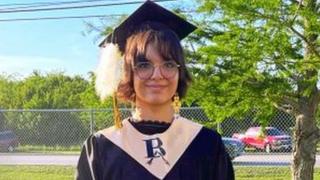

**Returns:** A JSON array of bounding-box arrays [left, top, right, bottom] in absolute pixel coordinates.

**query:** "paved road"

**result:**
[[1, 153, 320, 166]]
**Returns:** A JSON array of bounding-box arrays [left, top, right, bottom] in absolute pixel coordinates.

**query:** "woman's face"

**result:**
[[133, 43, 179, 107]]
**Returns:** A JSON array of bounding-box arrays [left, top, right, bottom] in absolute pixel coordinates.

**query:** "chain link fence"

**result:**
[[0, 107, 295, 150], [0, 108, 209, 151], [0, 108, 296, 156]]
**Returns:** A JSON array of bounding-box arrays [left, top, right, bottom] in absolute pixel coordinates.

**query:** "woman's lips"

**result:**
[[146, 84, 166, 90]]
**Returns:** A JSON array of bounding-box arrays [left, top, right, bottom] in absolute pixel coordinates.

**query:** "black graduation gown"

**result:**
[[76, 117, 234, 180]]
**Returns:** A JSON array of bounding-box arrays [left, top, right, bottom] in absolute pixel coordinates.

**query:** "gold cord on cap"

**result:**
[[113, 92, 122, 128]]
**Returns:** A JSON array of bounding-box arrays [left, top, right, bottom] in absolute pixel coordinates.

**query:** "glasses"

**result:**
[[134, 61, 180, 80]]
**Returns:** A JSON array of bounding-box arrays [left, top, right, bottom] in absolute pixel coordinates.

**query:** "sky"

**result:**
[[0, 0, 191, 79]]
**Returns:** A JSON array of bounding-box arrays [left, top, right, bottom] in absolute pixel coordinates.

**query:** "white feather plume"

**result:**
[[95, 43, 123, 101]]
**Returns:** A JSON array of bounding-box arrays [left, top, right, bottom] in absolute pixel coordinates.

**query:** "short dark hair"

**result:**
[[117, 22, 192, 102]]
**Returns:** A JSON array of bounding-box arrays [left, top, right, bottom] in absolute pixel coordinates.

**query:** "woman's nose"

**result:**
[[150, 65, 164, 79]]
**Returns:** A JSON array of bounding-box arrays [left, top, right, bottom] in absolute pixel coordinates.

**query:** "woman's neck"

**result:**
[[132, 102, 175, 123]]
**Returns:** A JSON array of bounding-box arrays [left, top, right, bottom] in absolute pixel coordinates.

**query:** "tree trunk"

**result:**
[[292, 113, 319, 180], [292, 0, 320, 178]]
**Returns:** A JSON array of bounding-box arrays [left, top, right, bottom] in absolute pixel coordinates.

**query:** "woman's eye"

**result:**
[[137, 63, 152, 69], [164, 62, 176, 68]]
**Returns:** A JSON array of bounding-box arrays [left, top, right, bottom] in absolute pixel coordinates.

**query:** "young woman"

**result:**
[[76, 1, 234, 180]]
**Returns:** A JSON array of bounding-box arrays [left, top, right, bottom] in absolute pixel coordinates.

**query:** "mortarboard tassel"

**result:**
[[95, 43, 123, 128], [112, 91, 122, 128]]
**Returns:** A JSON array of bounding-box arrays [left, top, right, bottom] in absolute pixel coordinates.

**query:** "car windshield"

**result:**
[[266, 128, 285, 136]]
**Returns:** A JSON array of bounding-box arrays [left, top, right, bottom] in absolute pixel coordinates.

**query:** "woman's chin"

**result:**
[[143, 96, 172, 106]]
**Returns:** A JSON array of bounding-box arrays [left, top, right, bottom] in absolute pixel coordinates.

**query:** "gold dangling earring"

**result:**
[[172, 93, 181, 117], [131, 94, 141, 121], [130, 101, 140, 121], [130, 101, 135, 117]]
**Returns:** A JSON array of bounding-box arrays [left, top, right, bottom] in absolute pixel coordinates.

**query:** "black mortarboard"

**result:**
[[99, 0, 197, 53]]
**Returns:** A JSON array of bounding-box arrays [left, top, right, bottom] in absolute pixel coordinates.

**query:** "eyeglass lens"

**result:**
[[134, 61, 179, 79]]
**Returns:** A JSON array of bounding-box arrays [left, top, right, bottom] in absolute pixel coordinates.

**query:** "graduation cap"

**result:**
[[99, 0, 197, 52], [95, 0, 197, 128]]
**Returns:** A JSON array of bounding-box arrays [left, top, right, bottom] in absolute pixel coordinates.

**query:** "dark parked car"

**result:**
[[222, 137, 245, 160], [0, 130, 19, 152]]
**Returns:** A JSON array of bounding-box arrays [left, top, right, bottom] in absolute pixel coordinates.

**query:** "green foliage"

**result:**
[[186, 0, 320, 125], [20, 72, 89, 109], [0, 75, 22, 109], [0, 72, 111, 109], [0, 72, 114, 146]]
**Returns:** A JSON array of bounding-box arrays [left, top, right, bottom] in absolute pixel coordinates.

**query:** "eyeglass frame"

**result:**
[[133, 60, 181, 80]]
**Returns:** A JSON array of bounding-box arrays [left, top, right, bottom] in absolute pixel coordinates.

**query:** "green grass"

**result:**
[[15, 145, 81, 154], [236, 167, 320, 180], [13, 144, 320, 154], [1, 165, 320, 179], [0, 165, 74, 180]]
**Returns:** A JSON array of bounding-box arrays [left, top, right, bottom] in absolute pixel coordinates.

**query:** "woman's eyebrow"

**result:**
[[161, 54, 173, 61], [135, 55, 149, 62]]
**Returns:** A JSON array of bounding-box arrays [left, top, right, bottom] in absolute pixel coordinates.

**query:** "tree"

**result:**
[[79, 71, 112, 109], [186, 0, 319, 179], [79, 71, 114, 130], [0, 74, 21, 109], [19, 71, 92, 109]]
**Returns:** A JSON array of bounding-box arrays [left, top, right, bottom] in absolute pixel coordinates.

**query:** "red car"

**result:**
[[232, 127, 292, 153], [0, 131, 19, 152]]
